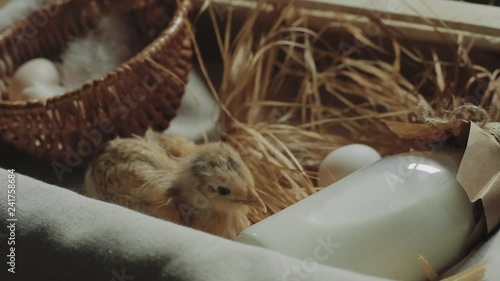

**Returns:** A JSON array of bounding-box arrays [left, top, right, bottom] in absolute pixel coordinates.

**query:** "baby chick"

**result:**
[[84, 131, 266, 239]]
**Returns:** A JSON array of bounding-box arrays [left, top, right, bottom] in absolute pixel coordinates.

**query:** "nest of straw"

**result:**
[[189, 1, 500, 279], [193, 1, 499, 224]]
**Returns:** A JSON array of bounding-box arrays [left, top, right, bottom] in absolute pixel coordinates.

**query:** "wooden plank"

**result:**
[[302, 6, 500, 52], [193, 0, 500, 52], [284, 0, 500, 37]]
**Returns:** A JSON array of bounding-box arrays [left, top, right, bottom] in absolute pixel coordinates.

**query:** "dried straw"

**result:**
[[191, 1, 498, 280], [194, 1, 499, 224]]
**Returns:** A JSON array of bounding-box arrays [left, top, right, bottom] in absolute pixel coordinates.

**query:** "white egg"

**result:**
[[9, 58, 61, 100], [318, 144, 381, 187], [21, 83, 67, 101]]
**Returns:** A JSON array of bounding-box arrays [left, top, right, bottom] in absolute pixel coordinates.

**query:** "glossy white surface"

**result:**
[[318, 144, 381, 186], [238, 150, 475, 281]]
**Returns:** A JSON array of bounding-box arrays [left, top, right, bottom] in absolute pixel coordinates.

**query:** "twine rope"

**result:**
[[416, 98, 499, 142]]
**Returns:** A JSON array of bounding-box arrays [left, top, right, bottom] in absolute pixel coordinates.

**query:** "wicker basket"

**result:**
[[0, 0, 193, 164]]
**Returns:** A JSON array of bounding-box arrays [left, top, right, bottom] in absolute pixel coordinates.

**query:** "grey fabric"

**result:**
[[0, 169, 392, 281], [0, 0, 56, 31]]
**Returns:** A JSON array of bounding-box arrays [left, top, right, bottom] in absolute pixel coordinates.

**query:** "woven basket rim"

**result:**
[[0, 0, 192, 109]]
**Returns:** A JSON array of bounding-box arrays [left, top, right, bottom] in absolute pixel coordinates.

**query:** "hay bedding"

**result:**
[[0, 1, 496, 280], [193, 1, 499, 224]]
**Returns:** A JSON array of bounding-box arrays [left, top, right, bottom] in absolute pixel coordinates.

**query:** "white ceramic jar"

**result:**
[[237, 150, 476, 281]]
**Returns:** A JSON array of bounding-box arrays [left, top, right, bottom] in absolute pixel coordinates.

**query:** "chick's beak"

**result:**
[[244, 189, 267, 213]]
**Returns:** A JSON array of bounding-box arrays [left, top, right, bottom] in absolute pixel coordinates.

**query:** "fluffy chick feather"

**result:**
[[84, 131, 266, 239]]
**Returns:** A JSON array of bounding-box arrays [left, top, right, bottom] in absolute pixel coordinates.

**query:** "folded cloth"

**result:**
[[0, 0, 56, 31], [444, 229, 500, 279], [164, 67, 221, 142], [0, 169, 391, 281]]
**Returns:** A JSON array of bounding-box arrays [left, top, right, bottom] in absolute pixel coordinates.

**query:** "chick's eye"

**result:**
[[217, 186, 231, 196]]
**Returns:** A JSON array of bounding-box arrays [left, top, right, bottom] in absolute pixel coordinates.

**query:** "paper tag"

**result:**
[[456, 123, 500, 233]]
